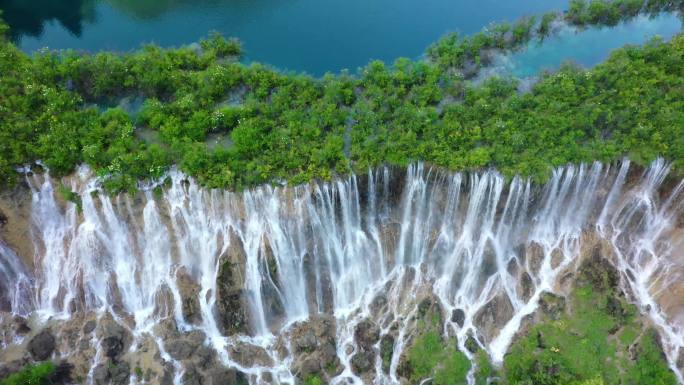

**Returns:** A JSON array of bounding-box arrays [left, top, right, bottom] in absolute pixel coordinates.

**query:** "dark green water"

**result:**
[[1, 0, 568, 75]]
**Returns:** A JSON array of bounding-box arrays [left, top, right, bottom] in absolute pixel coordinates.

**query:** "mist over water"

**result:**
[[1, 159, 684, 384]]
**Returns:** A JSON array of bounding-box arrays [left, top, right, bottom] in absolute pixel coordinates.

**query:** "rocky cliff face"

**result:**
[[1, 160, 684, 384]]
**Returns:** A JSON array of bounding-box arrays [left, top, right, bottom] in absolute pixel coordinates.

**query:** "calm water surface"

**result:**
[[2, 0, 568, 75], [503, 13, 682, 78]]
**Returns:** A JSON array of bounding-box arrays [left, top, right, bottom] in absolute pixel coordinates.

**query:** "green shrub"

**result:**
[[1, 3, 683, 193], [0, 362, 55, 385], [57, 184, 82, 213], [538, 12, 559, 37], [303, 375, 324, 385]]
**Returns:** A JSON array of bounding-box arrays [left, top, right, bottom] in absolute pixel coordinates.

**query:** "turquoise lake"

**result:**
[[502, 13, 683, 79], [1, 1, 682, 76], [3, 0, 568, 75]]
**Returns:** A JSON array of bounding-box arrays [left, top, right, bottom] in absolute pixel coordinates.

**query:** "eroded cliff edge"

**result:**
[[1, 160, 684, 385]]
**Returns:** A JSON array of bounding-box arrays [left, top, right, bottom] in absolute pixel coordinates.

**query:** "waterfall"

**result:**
[[1, 159, 684, 384], [0, 241, 32, 316]]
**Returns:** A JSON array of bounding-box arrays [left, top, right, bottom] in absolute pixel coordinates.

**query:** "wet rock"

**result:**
[[386, 167, 407, 209], [316, 258, 335, 314], [578, 246, 619, 292], [93, 360, 131, 385], [550, 248, 564, 269], [294, 328, 317, 352], [181, 365, 202, 385], [380, 222, 402, 267], [517, 272, 534, 302], [154, 317, 180, 343], [195, 345, 217, 370], [351, 350, 374, 374], [354, 319, 380, 350], [97, 315, 129, 360], [176, 266, 202, 325], [92, 364, 109, 385], [160, 364, 176, 385], [320, 341, 339, 371], [289, 315, 341, 380], [206, 367, 248, 385], [0, 359, 31, 381], [298, 356, 322, 378], [109, 361, 131, 385], [451, 308, 466, 328], [350, 319, 379, 377], [465, 333, 481, 353], [525, 242, 545, 275], [215, 229, 251, 336], [166, 339, 196, 361], [474, 293, 514, 343], [261, 236, 280, 290], [166, 330, 206, 361], [153, 284, 175, 319], [302, 251, 321, 314], [417, 296, 444, 324], [28, 329, 56, 360], [13, 315, 31, 335], [226, 342, 274, 367], [259, 237, 286, 331], [82, 320, 96, 335], [47, 361, 74, 384], [539, 292, 566, 320], [0, 285, 10, 312], [380, 334, 395, 373], [370, 293, 388, 317], [260, 282, 286, 333]]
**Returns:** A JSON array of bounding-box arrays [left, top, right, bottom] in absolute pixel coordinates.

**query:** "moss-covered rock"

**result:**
[[215, 229, 251, 336], [398, 297, 471, 384], [501, 251, 677, 385]]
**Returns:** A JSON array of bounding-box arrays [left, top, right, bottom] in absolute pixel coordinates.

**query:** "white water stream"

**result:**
[[1, 159, 683, 384]]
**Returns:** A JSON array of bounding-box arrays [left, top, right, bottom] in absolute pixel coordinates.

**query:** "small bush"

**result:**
[[0, 362, 55, 385]]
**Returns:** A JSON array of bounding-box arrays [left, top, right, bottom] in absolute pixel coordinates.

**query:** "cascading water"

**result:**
[[1, 159, 684, 384], [0, 241, 32, 317]]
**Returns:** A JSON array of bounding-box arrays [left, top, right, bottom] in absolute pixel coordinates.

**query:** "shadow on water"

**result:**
[[0, 0, 272, 41], [2, 0, 568, 75], [0, 0, 97, 40], [104, 0, 246, 20]]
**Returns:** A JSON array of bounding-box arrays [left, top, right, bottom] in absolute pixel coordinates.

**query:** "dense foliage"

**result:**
[[0, 362, 54, 385], [1, 2, 683, 193]]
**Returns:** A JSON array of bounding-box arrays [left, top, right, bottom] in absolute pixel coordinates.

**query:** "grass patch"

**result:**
[[303, 375, 324, 385], [502, 258, 676, 385], [474, 350, 497, 385], [626, 330, 678, 385], [401, 299, 471, 384], [406, 331, 471, 385]]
